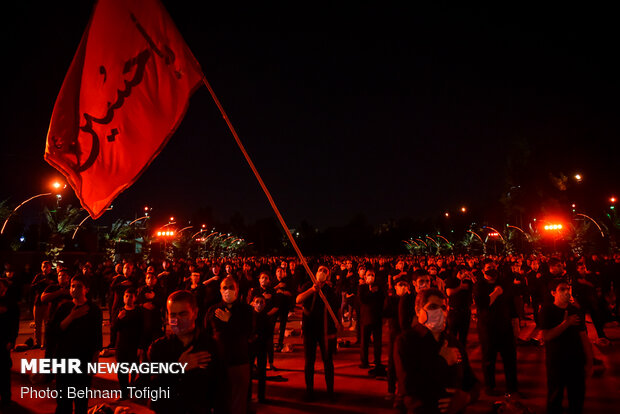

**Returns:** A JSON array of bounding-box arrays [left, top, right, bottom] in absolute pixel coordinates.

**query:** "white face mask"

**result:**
[[422, 308, 446, 333], [222, 290, 237, 303]]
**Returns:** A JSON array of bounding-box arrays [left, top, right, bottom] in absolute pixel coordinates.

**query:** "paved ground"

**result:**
[[5, 305, 620, 413]]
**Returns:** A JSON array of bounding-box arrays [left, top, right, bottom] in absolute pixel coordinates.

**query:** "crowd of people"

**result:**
[[0, 252, 619, 413]]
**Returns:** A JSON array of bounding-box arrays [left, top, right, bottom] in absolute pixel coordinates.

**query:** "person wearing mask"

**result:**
[[394, 288, 480, 414], [148, 290, 218, 414], [205, 277, 253, 414], [541, 278, 593, 414], [296, 265, 340, 401]]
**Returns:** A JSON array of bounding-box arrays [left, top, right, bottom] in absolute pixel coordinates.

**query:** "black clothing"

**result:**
[[148, 329, 219, 414], [0, 294, 19, 403], [445, 277, 473, 347], [48, 300, 102, 414], [137, 285, 165, 345], [394, 323, 479, 414], [541, 303, 587, 414], [205, 301, 253, 367], [473, 277, 518, 392], [299, 282, 339, 394], [112, 307, 146, 397], [249, 310, 271, 401], [358, 284, 384, 367]]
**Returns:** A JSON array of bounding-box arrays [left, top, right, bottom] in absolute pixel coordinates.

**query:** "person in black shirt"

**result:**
[[394, 288, 480, 413], [111, 288, 146, 398], [541, 278, 593, 414], [205, 276, 253, 414], [41, 269, 72, 377], [572, 261, 609, 344], [0, 279, 19, 407], [48, 275, 102, 414], [274, 267, 294, 352], [248, 272, 280, 370], [148, 290, 218, 414], [358, 269, 385, 376], [445, 267, 474, 348], [31, 260, 55, 348], [249, 294, 270, 403], [296, 265, 340, 401], [473, 261, 519, 396], [109, 262, 136, 348], [383, 279, 413, 405], [138, 269, 165, 346]]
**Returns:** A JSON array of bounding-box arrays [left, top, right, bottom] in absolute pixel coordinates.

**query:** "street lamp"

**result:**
[[1, 181, 65, 235], [574, 173, 582, 182], [460, 206, 467, 213]]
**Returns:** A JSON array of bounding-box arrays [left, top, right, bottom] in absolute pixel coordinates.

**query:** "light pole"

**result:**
[[1, 181, 65, 235]]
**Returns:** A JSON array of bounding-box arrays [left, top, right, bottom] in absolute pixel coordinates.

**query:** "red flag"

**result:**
[[45, 0, 203, 218]]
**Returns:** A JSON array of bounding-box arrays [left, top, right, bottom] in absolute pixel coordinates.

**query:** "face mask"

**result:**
[[422, 308, 446, 333], [169, 317, 194, 335], [222, 290, 237, 303]]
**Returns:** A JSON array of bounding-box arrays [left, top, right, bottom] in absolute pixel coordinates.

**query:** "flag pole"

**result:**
[[201, 76, 340, 327]]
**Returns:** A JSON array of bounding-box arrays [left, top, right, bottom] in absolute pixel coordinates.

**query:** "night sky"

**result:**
[[1, 2, 618, 231]]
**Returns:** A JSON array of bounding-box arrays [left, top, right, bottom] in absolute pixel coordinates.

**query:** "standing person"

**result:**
[[108, 262, 135, 348], [111, 288, 145, 398], [296, 265, 340, 401], [358, 269, 386, 376], [274, 267, 294, 352], [572, 261, 609, 345], [0, 279, 19, 407], [249, 294, 271, 403], [137, 269, 165, 346], [542, 278, 593, 414], [445, 266, 474, 348], [473, 261, 520, 397], [248, 272, 280, 370], [205, 277, 253, 414], [31, 261, 55, 348], [383, 279, 413, 405], [48, 275, 102, 414], [148, 290, 218, 414], [394, 288, 480, 413]]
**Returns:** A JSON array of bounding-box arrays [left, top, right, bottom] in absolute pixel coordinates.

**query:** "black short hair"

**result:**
[[415, 288, 446, 313], [167, 290, 197, 310], [548, 277, 570, 292], [71, 275, 89, 289], [124, 287, 137, 296]]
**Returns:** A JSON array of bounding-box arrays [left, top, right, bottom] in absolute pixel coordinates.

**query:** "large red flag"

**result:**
[[45, 0, 203, 218]]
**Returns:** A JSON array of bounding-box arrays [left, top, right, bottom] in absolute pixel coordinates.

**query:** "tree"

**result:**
[[43, 205, 82, 262]]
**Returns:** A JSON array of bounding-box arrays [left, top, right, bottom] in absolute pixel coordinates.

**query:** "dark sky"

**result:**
[[1, 2, 618, 231]]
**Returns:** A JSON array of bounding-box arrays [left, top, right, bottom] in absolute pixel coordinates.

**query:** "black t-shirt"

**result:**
[[540, 303, 586, 365], [445, 277, 473, 311]]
